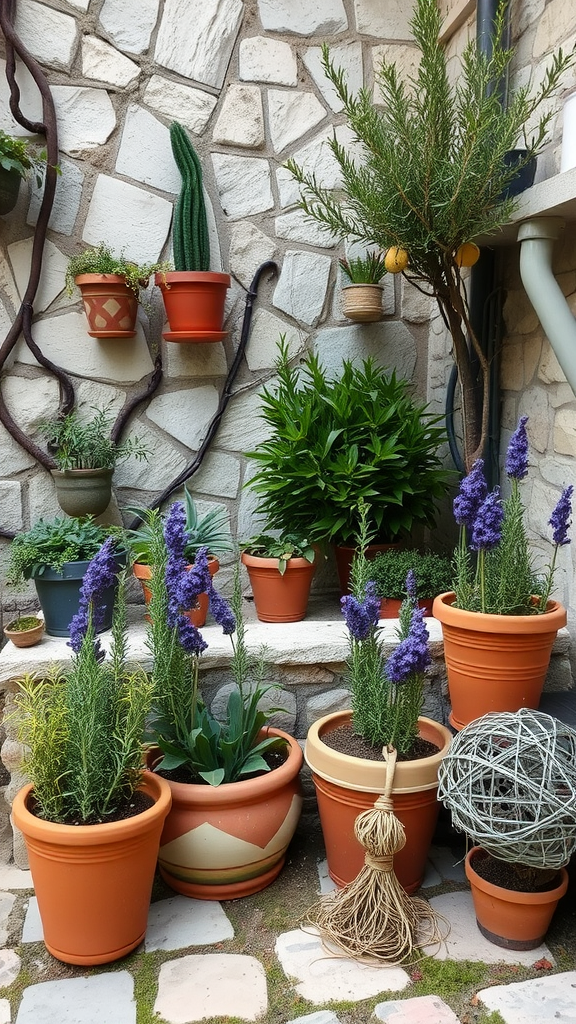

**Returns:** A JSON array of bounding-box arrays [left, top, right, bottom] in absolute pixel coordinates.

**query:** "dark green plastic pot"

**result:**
[[32, 550, 127, 638]]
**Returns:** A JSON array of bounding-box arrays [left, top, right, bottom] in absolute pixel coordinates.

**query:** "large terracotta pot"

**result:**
[[465, 847, 568, 950], [12, 772, 172, 965], [432, 592, 567, 730], [341, 283, 383, 322], [305, 711, 452, 893], [75, 273, 138, 337], [133, 556, 219, 628], [51, 467, 113, 518], [155, 728, 303, 900], [334, 542, 401, 596], [155, 270, 230, 341], [241, 552, 316, 622]]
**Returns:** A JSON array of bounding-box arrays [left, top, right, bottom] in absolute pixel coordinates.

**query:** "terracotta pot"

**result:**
[[305, 711, 452, 893], [432, 592, 567, 730], [155, 271, 230, 341], [3, 617, 44, 648], [51, 468, 113, 518], [379, 597, 434, 618], [154, 728, 303, 900], [12, 772, 172, 965], [75, 274, 138, 337], [241, 551, 316, 622], [334, 542, 402, 596], [133, 556, 219, 628], [0, 166, 21, 215], [342, 283, 383, 323], [465, 847, 568, 950]]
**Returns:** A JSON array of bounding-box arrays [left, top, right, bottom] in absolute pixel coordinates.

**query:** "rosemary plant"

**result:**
[[39, 407, 149, 471]]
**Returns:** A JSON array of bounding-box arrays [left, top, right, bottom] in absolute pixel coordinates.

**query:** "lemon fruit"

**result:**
[[384, 247, 409, 273], [455, 242, 480, 268]]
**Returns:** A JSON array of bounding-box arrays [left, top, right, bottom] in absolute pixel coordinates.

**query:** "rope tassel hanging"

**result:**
[[307, 747, 445, 964]]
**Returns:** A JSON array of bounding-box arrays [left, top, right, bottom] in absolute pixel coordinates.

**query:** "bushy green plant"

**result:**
[[339, 251, 386, 284], [245, 339, 450, 547], [5, 516, 115, 588], [0, 129, 45, 184], [65, 242, 170, 298], [13, 550, 153, 823], [144, 505, 285, 786], [5, 615, 43, 632], [370, 549, 453, 601], [241, 533, 315, 575], [287, 0, 574, 469], [126, 487, 233, 564], [39, 407, 149, 471]]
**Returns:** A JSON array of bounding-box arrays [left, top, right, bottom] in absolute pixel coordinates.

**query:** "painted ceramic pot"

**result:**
[[75, 273, 138, 337]]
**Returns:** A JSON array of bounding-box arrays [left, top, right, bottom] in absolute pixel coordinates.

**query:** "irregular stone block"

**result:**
[[51, 86, 116, 154], [275, 210, 337, 248], [0, 483, 22, 534], [273, 250, 331, 327], [115, 105, 181, 193], [16, 971, 136, 1024], [143, 76, 217, 135], [228, 222, 278, 290], [83, 174, 173, 263], [313, 322, 417, 380], [244, 308, 305, 372], [81, 35, 140, 86], [239, 37, 297, 85], [268, 90, 327, 152], [354, 0, 413, 39], [8, 238, 67, 313], [15, 1, 77, 69], [212, 154, 273, 220], [303, 42, 363, 112], [27, 158, 84, 236], [306, 689, 350, 727], [155, 954, 267, 1023], [99, 0, 160, 54], [258, 0, 347, 35], [147, 386, 220, 451], [155, 0, 243, 89], [213, 86, 264, 148]]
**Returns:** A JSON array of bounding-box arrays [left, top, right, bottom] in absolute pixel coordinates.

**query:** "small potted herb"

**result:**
[[3, 614, 44, 648], [65, 242, 170, 338], [40, 406, 149, 518], [11, 545, 171, 964], [126, 487, 233, 628], [338, 251, 387, 323], [5, 516, 124, 637], [370, 549, 453, 617], [240, 532, 317, 622], [0, 130, 45, 215]]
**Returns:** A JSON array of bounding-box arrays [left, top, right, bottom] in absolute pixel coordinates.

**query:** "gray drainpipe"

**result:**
[[518, 217, 576, 396]]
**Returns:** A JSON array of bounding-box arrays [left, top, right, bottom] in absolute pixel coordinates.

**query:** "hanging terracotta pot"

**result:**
[[465, 847, 568, 950], [333, 542, 402, 596], [0, 166, 21, 215], [155, 271, 230, 342], [3, 616, 44, 648], [153, 728, 303, 900], [342, 283, 383, 322], [133, 556, 220, 628], [240, 552, 316, 622], [51, 468, 113, 518], [305, 710, 452, 893], [432, 592, 567, 730], [75, 274, 139, 337], [12, 772, 172, 965]]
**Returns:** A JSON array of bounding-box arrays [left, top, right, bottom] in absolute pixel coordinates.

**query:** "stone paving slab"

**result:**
[[0, 892, 15, 946], [374, 994, 462, 1022], [425, 891, 553, 966], [21, 896, 42, 943], [426, 847, 466, 884], [0, 999, 9, 1024], [15, 971, 136, 1024], [477, 970, 576, 1023], [154, 953, 268, 1023], [145, 895, 234, 951], [0, 865, 32, 890], [287, 1012, 342, 1024], [0, 950, 20, 987], [275, 928, 410, 1003]]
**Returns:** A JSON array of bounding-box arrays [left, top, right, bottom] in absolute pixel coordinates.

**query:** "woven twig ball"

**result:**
[[438, 709, 576, 869]]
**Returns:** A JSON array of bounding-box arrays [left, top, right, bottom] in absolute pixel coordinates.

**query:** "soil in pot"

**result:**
[[320, 723, 439, 763], [470, 849, 561, 894]]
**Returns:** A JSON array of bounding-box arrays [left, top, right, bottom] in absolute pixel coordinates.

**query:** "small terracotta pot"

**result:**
[[465, 847, 568, 950], [155, 271, 230, 340], [133, 557, 219, 628], [379, 597, 434, 618], [334, 542, 402, 596], [342, 283, 383, 322], [12, 772, 172, 965], [432, 592, 567, 730], [305, 711, 452, 893], [241, 552, 316, 622], [153, 728, 303, 899], [51, 468, 113, 518], [75, 274, 138, 337], [3, 617, 44, 648]]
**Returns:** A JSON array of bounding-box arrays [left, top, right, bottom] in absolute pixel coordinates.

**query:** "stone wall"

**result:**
[[0, 0, 575, 645]]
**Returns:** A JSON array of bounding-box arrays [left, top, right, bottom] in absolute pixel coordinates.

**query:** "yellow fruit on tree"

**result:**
[[455, 242, 480, 268], [384, 247, 409, 273]]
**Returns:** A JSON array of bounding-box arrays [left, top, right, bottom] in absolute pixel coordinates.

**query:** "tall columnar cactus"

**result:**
[[169, 122, 210, 272]]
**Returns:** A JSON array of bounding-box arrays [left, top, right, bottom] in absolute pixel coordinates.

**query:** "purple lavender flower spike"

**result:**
[[163, 502, 187, 561], [341, 581, 380, 641], [177, 615, 208, 656], [549, 485, 573, 546], [177, 547, 212, 610], [385, 606, 430, 684], [453, 459, 488, 530], [209, 586, 236, 635], [506, 415, 529, 480], [67, 537, 117, 651], [470, 487, 504, 552], [405, 570, 417, 602]]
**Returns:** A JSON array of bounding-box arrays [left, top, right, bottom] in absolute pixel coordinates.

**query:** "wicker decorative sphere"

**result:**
[[438, 709, 576, 869]]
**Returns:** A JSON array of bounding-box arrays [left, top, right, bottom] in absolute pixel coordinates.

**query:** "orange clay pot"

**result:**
[[133, 556, 219, 628], [241, 552, 316, 622], [465, 847, 568, 950], [333, 542, 402, 596], [155, 271, 230, 341], [11, 772, 172, 965], [432, 592, 567, 730], [75, 274, 138, 337], [305, 711, 452, 893], [154, 728, 303, 900], [379, 597, 434, 618]]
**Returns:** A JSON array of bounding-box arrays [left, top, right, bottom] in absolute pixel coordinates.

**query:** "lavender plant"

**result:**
[[146, 504, 286, 785], [14, 539, 153, 823], [343, 508, 431, 755], [452, 416, 573, 614]]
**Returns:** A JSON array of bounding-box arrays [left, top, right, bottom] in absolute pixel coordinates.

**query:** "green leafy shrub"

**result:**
[[0, 129, 45, 184], [241, 533, 315, 575], [370, 549, 453, 600], [6, 517, 116, 588], [65, 242, 170, 298], [40, 407, 149, 471]]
